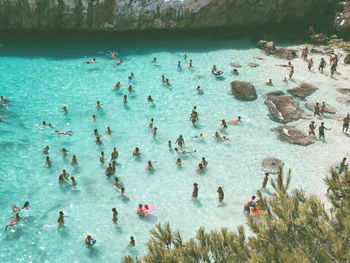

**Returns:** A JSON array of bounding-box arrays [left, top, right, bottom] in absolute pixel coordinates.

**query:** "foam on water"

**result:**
[[0, 33, 350, 262]]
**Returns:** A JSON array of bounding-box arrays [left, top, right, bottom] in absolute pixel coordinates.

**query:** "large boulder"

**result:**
[[287, 83, 318, 99], [309, 33, 329, 45], [266, 90, 285, 96], [273, 48, 298, 60], [257, 40, 297, 59], [265, 95, 309, 123], [257, 40, 276, 54], [337, 88, 350, 95], [336, 97, 350, 105], [344, 54, 350, 64], [271, 125, 314, 146], [231, 81, 257, 100], [305, 103, 336, 114], [262, 158, 283, 174]]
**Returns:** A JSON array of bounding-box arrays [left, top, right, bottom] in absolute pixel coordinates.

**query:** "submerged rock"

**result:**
[[310, 48, 324, 54], [271, 125, 314, 146], [265, 95, 309, 123], [309, 34, 329, 45], [266, 90, 285, 96], [344, 54, 350, 64], [231, 81, 257, 100], [337, 97, 350, 105], [287, 83, 318, 99], [248, 62, 259, 67], [337, 88, 350, 95], [257, 40, 276, 54], [230, 62, 241, 67], [262, 158, 283, 174], [305, 103, 336, 114], [273, 48, 297, 60]]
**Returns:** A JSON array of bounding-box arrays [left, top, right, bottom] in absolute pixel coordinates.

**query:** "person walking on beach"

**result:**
[[342, 114, 350, 133], [319, 122, 331, 141], [318, 58, 326, 73], [314, 103, 320, 117], [309, 121, 316, 136], [262, 173, 269, 188], [307, 58, 313, 71]]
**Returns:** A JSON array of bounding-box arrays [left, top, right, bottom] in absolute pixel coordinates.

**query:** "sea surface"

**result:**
[[0, 31, 349, 262]]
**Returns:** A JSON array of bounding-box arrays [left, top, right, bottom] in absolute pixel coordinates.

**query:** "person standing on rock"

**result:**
[[314, 103, 320, 117], [308, 58, 313, 71], [318, 58, 326, 73], [309, 121, 316, 136], [262, 173, 269, 188], [342, 114, 350, 133], [319, 122, 331, 141]]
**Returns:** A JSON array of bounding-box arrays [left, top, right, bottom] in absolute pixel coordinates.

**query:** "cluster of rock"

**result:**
[[271, 126, 314, 146], [230, 81, 257, 100], [287, 83, 318, 99], [257, 40, 297, 60]]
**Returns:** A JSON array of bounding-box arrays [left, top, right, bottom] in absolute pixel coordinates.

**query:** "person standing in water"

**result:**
[[289, 66, 294, 79], [319, 122, 331, 141], [314, 103, 320, 117], [112, 208, 118, 224], [318, 58, 326, 73], [192, 183, 198, 199], [128, 236, 135, 248], [342, 114, 350, 133], [309, 121, 316, 136], [57, 211, 69, 227], [262, 173, 269, 188], [217, 187, 224, 203], [307, 58, 313, 71], [320, 102, 326, 118], [175, 135, 185, 148], [85, 234, 96, 248]]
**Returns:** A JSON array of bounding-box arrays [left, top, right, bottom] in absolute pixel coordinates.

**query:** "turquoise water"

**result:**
[[1, 32, 350, 262]]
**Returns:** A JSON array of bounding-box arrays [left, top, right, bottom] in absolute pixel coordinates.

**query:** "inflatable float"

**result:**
[[251, 205, 261, 215], [212, 70, 224, 76], [142, 204, 155, 214], [85, 240, 96, 249]]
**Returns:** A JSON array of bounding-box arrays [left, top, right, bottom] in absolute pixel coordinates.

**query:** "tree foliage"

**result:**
[[123, 168, 350, 263]]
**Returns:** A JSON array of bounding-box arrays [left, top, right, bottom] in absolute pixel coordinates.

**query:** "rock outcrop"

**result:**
[[271, 125, 314, 146], [257, 40, 297, 60], [0, 0, 335, 31], [287, 83, 318, 99], [231, 81, 257, 100], [305, 103, 336, 114], [266, 90, 285, 96], [344, 54, 350, 64], [309, 33, 329, 45], [262, 158, 283, 174], [265, 95, 309, 123], [337, 88, 350, 95], [337, 97, 350, 105], [334, 1, 350, 38]]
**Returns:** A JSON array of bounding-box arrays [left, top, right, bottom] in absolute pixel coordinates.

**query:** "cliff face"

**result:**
[[0, 0, 334, 31]]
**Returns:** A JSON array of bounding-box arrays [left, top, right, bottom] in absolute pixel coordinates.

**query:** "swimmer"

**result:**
[[232, 116, 241, 125], [153, 57, 157, 63], [213, 132, 231, 140], [133, 147, 141, 157], [233, 69, 239, 75], [196, 163, 204, 172], [58, 174, 66, 183], [114, 59, 123, 66], [0, 116, 9, 124], [149, 118, 154, 128], [5, 212, 26, 230], [178, 61, 181, 69], [308, 58, 313, 71], [262, 173, 269, 188], [320, 102, 326, 118], [128, 72, 134, 80], [99, 151, 105, 163], [175, 148, 197, 155], [319, 122, 331, 141], [93, 129, 100, 137], [95, 135, 103, 145], [147, 95, 153, 103], [165, 78, 171, 86], [106, 127, 113, 138], [314, 103, 320, 117], [105, 163, 114, 176], [244, 195, 256, 214], [184, 54, 187, 59], [123, 95, 127, 103], [308, 121, 316, 136], [146, 160, 156, 172], [193, 133, 204, 139], [45, 156, 51, 168], [82, 58, 96, 64], [70, 176, 77, 187], [342, 114, 350, 133], [282, 77, 288, 84], [176, 158, 182, 167], [221, 120, 228, 130], [197, 86, 204, 94], [91, 114, 96, 121], [162, 75, 165, 83], [168, 140, 172, 148], [60, 148, 68, 155], [96, 101, 104, 110], [152, 127, 157, 136], [189, 59, 192, 67], [12, 201, 30, 212], [127, 85, 134, 93], [190, 111, 199, 124], [111, 161, 118, 172], [201, 157, 208, 167], [85, 234, 96, 248], [112, 208, 118, 224], [318, 58, 326, 73], [55, 130, 73, 138], [60, 106, 68, 114], [111, 147, 119, 160], [192, 183, 198, 199], [113, 177, 123, 188], [266, 79, 273, 86], [217, 187, 224, 203], [114, 82, 121, 90], [212, 65, 218, 74], [114, 186, 132, 198], [41, 121, 55, 128], [137, 204, 144, 216], [57, 211, 69, 227], [128, 236, 135, 248], [71, 155, 78, 166], [43, 146, 49, 154], [0, 96, 12, 103], [301, 47, 308, 61], [60, 169, 69, 180], [110, 53, 117, 59], [175, 135, 185, 148]]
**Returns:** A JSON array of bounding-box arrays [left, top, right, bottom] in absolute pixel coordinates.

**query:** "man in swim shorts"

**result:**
[[244, 195, 256, 214], [175, 148, 196, 155], [342, 114, 350, 133]]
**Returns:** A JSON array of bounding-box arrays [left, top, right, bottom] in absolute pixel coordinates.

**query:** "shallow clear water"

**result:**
[[1, 32, 350, 262]]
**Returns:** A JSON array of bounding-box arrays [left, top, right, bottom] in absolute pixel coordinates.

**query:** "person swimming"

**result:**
[[128, 72, 134, 80], [111, 147, 119, 160], [213, 132, 231, 140], [201, 157, 208, 167], [45, 156, 51, 168], [176, 158, 182, 167], [114, 82, 121, 90], [152, 127, 157, 136], [91, 114, 96, 121], [57, 211, 69, 227], [43, 146, 49, 154], [112, 208, 118, 224], [60, 106, 68, 114], [137, 204, 145, 216], [192, 183, 198, 199], [196, 163, 204, 173], [189, 59, 192, 67], [114, 59, 123, 66], [5, 212, 26, 230], [193, 133, 204, 139], [60, 148, 68, 155], [127, 236, 135, 248], [71, 155, 78, 166], [114, 186, 132, 198], [146, 160, 156, 172], [12, 201, 30, 212], [123, 95, 127, 104], [147, 95, 153, 103], [177, 61, 181, 69], [217, 187, 224, 203], [197, 86, 204, 94], [85, 234, 96, 248], [174, 148, 196, 155], [221, 120, 228, 130], [266, 79, 273, 86], [55, 130, 73, 137], [133, 147, 141, 157], [96, 101, 104, 110], [127, 85, 135, 93], [82, 58, 96, 64], [106, 127, 113, 138], [99, 151, 105, 163], [308, 121, 316, 136], [232, 116, 241, 125], [70, 176, 77, 187], [95, 135, 103, 145]]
